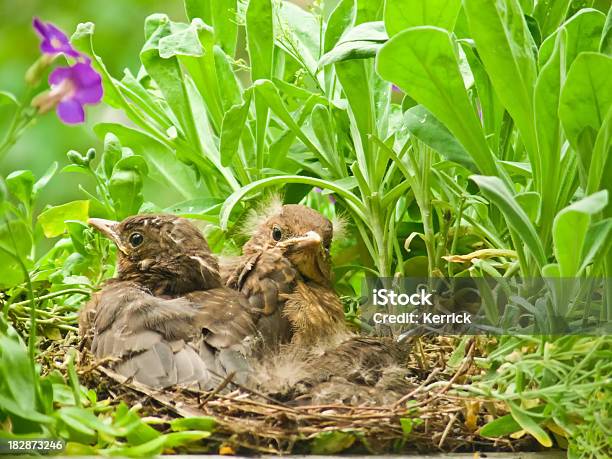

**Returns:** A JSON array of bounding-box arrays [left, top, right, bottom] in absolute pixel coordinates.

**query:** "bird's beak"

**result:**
[[88, 218, 127, 254], [280, 231, 322, 253], [279, 231, 330, 283]]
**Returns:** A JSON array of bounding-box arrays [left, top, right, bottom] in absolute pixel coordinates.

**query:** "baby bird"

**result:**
[[225, 201, 413, 403], [224, 201, 349, 347], [80, 215, 255, 390]]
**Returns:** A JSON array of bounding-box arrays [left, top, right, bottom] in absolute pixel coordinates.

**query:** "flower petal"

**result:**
[[57, 99, 85, 124], [71, 62, 102, 88], [32, 18, 48, 37], [48, 66, 73, 86], [74, 84, 103, 104]]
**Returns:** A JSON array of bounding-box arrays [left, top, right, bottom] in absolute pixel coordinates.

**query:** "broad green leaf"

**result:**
[[141, 15, 198, 143], [158, 22, 204, 58], [246, 0, 273, 173], [480, 413, 522, 437], [186, 0, 238, 55], [6, 170, 35, 205], [0, 220, 32, 287], [323, 0, 356, 54], [220, 93, 252, 167], [534, 28, 566, 232], [553, 190, 608, 277], [109, 170, 144, 220], [508, 401, 552, 447], [464, 0, 538, 164], [219, 175, 367, 230], [586, 108, 611, 196], [319, 21, 387, 66], [95, 123, 200, 200], [579, 218, 612, 274], [38, 200, 90, 238], [471, 175, 546, 269], [559, 52, 612, 188], [311, 430, 356, 454], [102, 132, 122, 179], [602, 6, 612, 54], [533, 0, 571, 39], [384, 0, 461, 36], [377, 27, 498, 176], [356, 0, 384, 24], [0, 334, 53, 424], [539, 9, 606, 68], [246, 0, 274, 81], [403, 105, 476, 172]]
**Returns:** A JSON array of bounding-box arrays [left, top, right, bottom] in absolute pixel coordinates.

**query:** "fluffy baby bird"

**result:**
[[80, 215, 255, 390], [224, 201, 349, 347], [225, 200, 412, 403]]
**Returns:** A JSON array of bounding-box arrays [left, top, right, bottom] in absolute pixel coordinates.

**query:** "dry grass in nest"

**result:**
[[65, 336, 539, 455]]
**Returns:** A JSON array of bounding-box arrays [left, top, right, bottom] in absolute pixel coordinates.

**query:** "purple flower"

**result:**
[[32, 62, 103, 124], [33, 18, 80, 58]]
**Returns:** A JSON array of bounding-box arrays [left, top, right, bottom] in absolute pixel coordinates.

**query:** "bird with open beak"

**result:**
[[80, 215, 256, 390], [223, 202, 349, 348]]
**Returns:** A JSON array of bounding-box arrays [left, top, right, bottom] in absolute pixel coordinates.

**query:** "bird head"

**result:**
[[244, 204, 334, 285], [88, 214, 221, 295]]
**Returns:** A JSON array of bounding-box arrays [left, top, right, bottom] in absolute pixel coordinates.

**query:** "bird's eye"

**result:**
[[272, 226, 282, 242], [129, 232, 144, 247]]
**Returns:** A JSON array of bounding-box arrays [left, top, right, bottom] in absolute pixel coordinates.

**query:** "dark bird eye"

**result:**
[[272, 226, 282, 241], [129, 232, 144, 247]]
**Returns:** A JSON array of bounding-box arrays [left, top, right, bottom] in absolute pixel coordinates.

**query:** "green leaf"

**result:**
[[579, 218, 612, 274], [220, 175, 367, 230], [539, 9, 606, 68], [170, 416, 216, 432], [533, 0, 571, 39], [38, 200, 90, 238], [109, 170, 144, 220], [319, 21, 387, 66], [95, 123, 200, 200], [0, 333, 53, 424], [246, 0, 274, 81], [508, 401, 552, 447], [376, 26, 498, 176], [6, 170, 35, 205], [559, 52, 612, 188], [113, 156, 149, 177], [480, 413, 522, 437], [158, 22, 204, 58], [0, 90, 19, 107], [399, 418, 414, 435], [403, 105, 476, 171], [471, 175, 546, 269], [33, 162, 58, 196], [553, 190, 608, 277], [323, 0, 356, 54], [384, 0, 461, 36], [141, 15, 200, 146], [464, 0, 538, 164], [220, 93, 252, 167], [311, 430, 356, 454]]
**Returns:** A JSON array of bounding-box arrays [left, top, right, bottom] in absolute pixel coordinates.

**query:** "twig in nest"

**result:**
[[438, 412, 458, 448], [199, 371, 236, 406]]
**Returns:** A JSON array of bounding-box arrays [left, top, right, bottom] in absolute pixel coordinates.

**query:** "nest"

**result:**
[[69, 336, 539, 455]]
